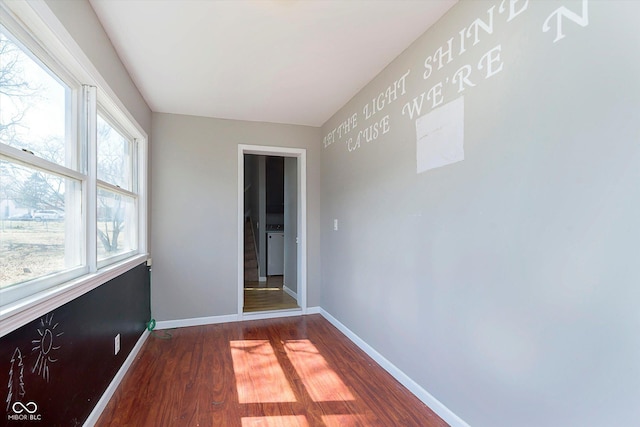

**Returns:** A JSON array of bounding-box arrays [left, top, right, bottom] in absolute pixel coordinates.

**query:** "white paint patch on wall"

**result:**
[[416, 96, 465, 173]]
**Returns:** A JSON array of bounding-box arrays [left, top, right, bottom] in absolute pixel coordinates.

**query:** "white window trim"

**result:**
[[0, 144, 86, 182], [0, 0, 149, 337]]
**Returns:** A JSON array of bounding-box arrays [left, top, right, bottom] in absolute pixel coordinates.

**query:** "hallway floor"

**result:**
[[244, 276, 299, 312]]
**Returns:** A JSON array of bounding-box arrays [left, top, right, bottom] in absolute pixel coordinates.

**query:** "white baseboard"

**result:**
[[155, 313, 239, 330], [83, 329, 149, 427], [305, 306, 321, 314], [241, 308, 303, 321], [156, 307, 322, 325], [259, 276, 267, 282], [283, 285, 297, 299], [318, 308, 470, 427]]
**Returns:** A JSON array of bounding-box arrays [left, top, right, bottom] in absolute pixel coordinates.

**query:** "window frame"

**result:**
[[0, 0, 149, 338]]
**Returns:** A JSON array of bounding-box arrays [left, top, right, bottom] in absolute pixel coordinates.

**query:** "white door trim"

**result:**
[[237, 144, 307, 318]]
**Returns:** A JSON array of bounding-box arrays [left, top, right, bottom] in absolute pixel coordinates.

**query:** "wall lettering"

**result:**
[[324, 0, 590, 156], [543, 0, 589, 43], [363, 70, 410, 120], [404, 43, 504, 118]]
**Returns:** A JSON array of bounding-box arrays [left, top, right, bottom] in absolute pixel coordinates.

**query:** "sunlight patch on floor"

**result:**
[[283, 339, 355, 402], [230, 340, 296, 403]]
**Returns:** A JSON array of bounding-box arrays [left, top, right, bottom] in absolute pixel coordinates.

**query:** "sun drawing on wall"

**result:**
[[32, 313, 64, 382]]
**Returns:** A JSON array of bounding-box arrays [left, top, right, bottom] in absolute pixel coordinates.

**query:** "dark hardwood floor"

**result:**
[[96, 315, 448, 427]]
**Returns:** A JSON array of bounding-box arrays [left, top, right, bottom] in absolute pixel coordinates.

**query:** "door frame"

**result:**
[[237, 144, 307, 318]]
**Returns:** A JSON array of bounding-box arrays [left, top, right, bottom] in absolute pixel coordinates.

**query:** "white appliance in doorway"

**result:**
[[267, 231, 284, 275]]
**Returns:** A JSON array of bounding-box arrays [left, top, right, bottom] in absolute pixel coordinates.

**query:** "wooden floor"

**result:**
[[244, 276, 299, 312], [96, 315, 448, 427]]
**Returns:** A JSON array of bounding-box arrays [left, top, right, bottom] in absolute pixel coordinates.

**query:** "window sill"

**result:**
[[0, 254, 149, 338]]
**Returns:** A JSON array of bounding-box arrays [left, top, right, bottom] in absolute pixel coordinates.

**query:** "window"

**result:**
[[97, 114, 132, 190], [0, 160, 83, 288], [0, 30, 73, 169], [0, 10, 147, 311], [96, 114, 138, 264], [0, 25, 85, 302], [97, 188, 136, 262]]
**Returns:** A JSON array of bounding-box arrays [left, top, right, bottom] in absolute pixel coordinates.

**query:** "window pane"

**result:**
[[0, 160, 82, 288], [97, 115, 131, 190], [97, 188, 136, 261], [0, 29, 73, 168]]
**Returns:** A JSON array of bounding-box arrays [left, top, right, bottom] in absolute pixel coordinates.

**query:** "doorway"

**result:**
[[237, 145, 307, 317]]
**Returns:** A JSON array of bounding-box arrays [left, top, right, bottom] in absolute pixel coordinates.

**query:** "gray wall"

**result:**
[[151, 113, 321, 320], [320, 1, 640, 426]]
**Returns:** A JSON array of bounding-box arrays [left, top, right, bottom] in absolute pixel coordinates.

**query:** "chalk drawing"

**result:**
[[31, 313, 63, 383], [6, 347, 26, 412]]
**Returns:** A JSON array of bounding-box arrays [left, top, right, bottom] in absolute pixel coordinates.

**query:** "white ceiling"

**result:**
[[89, 0, 457, 127]]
